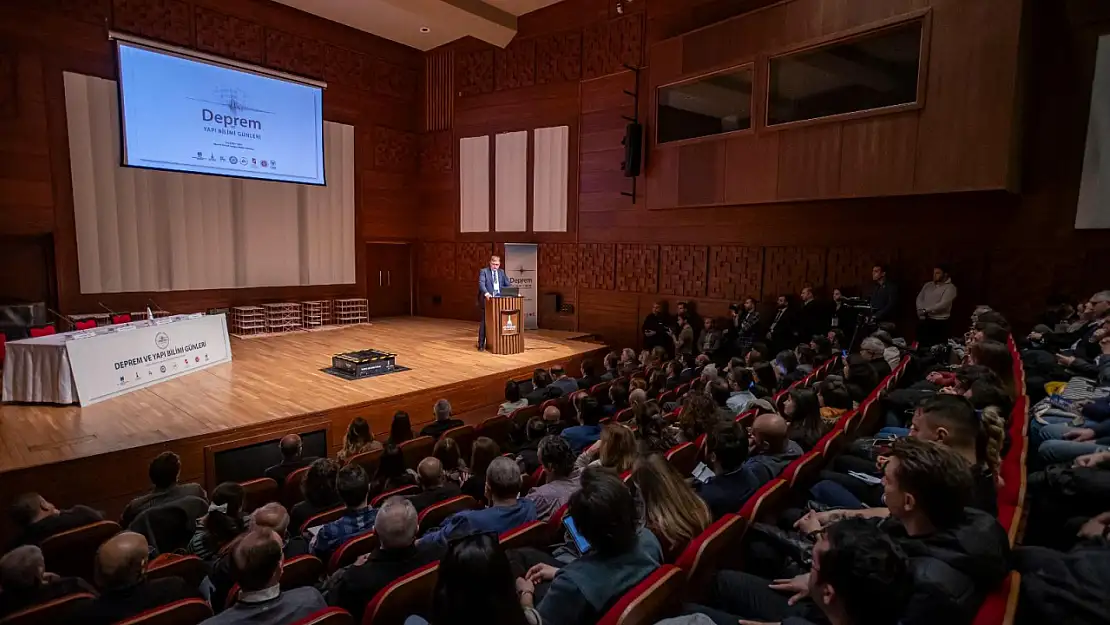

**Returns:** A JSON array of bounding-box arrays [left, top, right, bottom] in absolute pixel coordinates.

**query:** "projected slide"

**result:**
[[117, 42, 325, 185]]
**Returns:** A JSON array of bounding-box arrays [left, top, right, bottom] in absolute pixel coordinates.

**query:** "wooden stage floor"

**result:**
[[0, 317, 602, 475]]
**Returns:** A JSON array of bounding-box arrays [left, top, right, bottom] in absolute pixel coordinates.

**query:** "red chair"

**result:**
[[658, 390, 677, 405], [299, 505, 346, 534], [597, 565, 685, 625], [283, 466, 311, 508], [370, 484, 420, 507], [291, 608, 355, 625], [781, 450, 823, 489], [530, 466, 546, 488], [39, 520, 121, 581], [74, 319, 97, 330], [328, 531, 379, 573], [674, 382, 690, 397], [346, 448, 384, 477], [738, 479, 787, 525], [664, 442, 698, 476], [113, 598, 212, 625], [674, 514, 745, 599], [281, 554, 325, 589], [239, 477, 279, 514], [546, 503, 570, 541], [398, 436, 435, 470], [476, 415, 513, 447], [816, 429, 846, 459], [614, 407, 633, 422], [146, 554, 207, 589], [858, 399, 883, 436], [418, 495, 480, 534], [589, 382, 611, 401], [441, 425, 476, 461], [29, 325, 56, 338], [970, 571, 1020, 625], [112, 313, 132, 324], [508, 404, 541, 430], [0, 592, 96, 625], [499, 520, 549, 550], [361, 561, 439, 625]]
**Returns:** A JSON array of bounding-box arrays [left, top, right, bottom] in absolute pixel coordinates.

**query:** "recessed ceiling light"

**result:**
[[420, 26, 431, 33]]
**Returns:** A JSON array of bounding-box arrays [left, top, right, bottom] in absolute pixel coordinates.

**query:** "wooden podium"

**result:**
[[484, 296, 524, 355]]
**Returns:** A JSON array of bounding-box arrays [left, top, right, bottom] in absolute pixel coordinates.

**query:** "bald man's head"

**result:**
[[251, 502, 291, 536], [543, 406, 561, 423], [233, 528, 283, 592], [279, 434, 302, 460], [751, 413, 789, 454], [417, 457, 444, 489], [629, 388, 648, 406], [0, 545, 46, 591], [95, 531, 149, 591]]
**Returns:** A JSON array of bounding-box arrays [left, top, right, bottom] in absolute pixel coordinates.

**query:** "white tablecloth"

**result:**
[[2, 333, 77, 404]]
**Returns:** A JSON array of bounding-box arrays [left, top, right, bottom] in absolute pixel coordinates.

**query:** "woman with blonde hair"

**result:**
[[573, 424, 638, 477], [337, 416, 383, 462], [632, 454, 712, 558]]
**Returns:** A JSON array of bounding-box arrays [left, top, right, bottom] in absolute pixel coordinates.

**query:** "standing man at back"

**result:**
[[477, 254, 512, 351], [870, 264, 898, 325], [915, 265, 958, 348]]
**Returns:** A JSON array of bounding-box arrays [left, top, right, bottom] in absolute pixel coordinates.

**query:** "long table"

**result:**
[[2, 314, 232, 406]]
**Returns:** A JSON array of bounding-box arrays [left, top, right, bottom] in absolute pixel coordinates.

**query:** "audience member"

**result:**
[[752, 361, 778, 394], [420, 399, 464, 440], [264, 434, 317, 486], [634, 401, 679, 454], [725, 367, 756, 414], [416, 533, 537, 625], [784, 388, 829, 451], [525, 369, 559, 405], [310, 464, 377, 558], [433, 436, 470, 487], [795, 344, 818, 374], [208, 502, 308, 610], [916, 265, 958, 348], [675, 393, 719, 445], [577, 358, 603, 390], [574, 424, 638, 476], [370, 444, 419, 499], [870, 263, 898, 323], [706, 378, 735, 421], [201, 528, 325, 624], [797, 285, 829, 344], [121, 452, 207, 527], [7, 492, 103, 550], [860, 336, 893, 380], [542, 404, 571, 435], [817, 378, 853, 421], [561, 396, 603, 454], [498, 381, 529, 417], [186, 481, 246, 561], [601, 351, 621, 381], [547, 365, 579, 397], [604, 379, 630, 417], [673, 313, 696, 356], [642, 301, 672, 355], [829, 287, 857, 340], [633, 454, 712, 558], [767, 294, 799, 354], [774, 349, 804, 390], [387, 411, 415, 446], [0, 545, 95, 619], [843, 354, 879, 403], [462, 437, 501, 503], [695, 421, 756, 518], [337, 417, 382, 463], [525, 436, 579, 521], [81, 531, 198, 625], [515, 417, 549, 475], [290, 458, 342, 534], [699, 317, 723, 358], [421, 457, 536, 544], [408, 458, 463, 513], [872, 330, 903, 371], [811, 335, 834, 363], [728, 298, 761, 356], [327, 497, 445, 622]]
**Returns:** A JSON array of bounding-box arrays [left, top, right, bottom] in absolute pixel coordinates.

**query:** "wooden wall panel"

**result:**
[[539, 243, 579, 289], [583, 13, 644, 79], [265, 29, 326, 79], [825, 247, 898, 295], [616, 244, 659, 293], [495, 38, 536, 91], [578, 243, 616, 290], [535, 31, 583, 84], [419, 241, 456, 281], [677, 141, 726, 206], [763, 247, 827, 300], [723, 134, 779, 205], [194, 6, 265, 64], [839, 114, 920, 197], [455, 242, 494, 282], [457, 49, 495, 96], [707, 246, 763, 301], [577, 288, 640, 349], [113, 0, 192, 46], [659, 245, 708, 297], [776, 125, 843, 200]]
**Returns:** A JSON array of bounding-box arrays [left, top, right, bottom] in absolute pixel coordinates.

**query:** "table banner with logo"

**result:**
[[504, 243, 538, 330], [66, 314, 232, 406]]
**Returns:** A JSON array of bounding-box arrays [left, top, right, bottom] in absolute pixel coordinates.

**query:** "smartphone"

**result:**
[[841, 349, 849, 358], [563, 516, 591, 554]]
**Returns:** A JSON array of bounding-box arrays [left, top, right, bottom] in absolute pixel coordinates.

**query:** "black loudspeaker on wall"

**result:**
[[621, 122, 643, 177]]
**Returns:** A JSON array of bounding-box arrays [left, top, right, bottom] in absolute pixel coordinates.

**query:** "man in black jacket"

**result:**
[[870, 264, 898, 323], [418, 399, 464, 440], [407, 458, 462, 513], [264, 434, 317, 488], [0, 545, 97, 619], [525, 369, 561, 405], [766, 295, 799, 355], [642, 301, 672, 354], [7, 492, 103, 550], [796, 286, 829, 344]]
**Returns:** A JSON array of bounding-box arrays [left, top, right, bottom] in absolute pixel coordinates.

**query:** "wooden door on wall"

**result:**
[[367, 243, 412, 318]]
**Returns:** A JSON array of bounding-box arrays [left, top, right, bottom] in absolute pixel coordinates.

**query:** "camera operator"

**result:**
[[870, 264, 898, 324]]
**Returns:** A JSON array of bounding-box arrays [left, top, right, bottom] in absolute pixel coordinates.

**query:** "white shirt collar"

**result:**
[[238, 584, 281, 604]]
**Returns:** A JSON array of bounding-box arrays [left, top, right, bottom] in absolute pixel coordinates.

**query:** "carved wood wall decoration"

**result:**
[[424, 50, 454, 132], [112, 0, 192, 47], [456, 242, 494, 282], [0, 51, 15, 118], [616, 244, 659, 292], [535, 31, 582, 84], [583, 13, 644, 80], [495, 38, 536, 91], [825, 247, 897, 296], [374, 60, 418, 101], [659, 245, 708, 297], [419, 241, 456, 281], [456, 49, 495, 96], [763, 247, 828, 301], [194, 7, 264, 64], [539, 244, 579, 289], [325, 45, 370, 91], [707, 246, 763, 302], [265, 29, 324, 79], [420, 131, 453, 175], [578, 244, 615, 290], [372, 126, 418, 173], [45, 0, 110, 25]]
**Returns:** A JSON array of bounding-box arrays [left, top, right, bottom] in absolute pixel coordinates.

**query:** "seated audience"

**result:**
[[433, 436, 470, 487], [515, 417, 549, 476], [290, 458, 342, 533], [705, 378, 735, 422], [327, 497, 445, 622], [600, 351, 620, 381], [386, 411, 415, 446], [525, 369, 559, 405], [675, 393, 720, 444], [519, 468, 663, 625], [695, 421, 755, 518], [369, 444, 419, 499], [420, 399, 464, 440], [752, 361, 778, 394], [843, 354, 879, 403], [549, 365, 580, 396], [633, 453, 712, 558], [310, 464, 377, 559], [561, 396, 603, 454], [81, 531, 198, 625], [604, 379, 630, 417], [811, 335, 834, 363], [121, 451, 207, 527], [186, 481, 246, 561], [208, 503, 308, 611], [408, 457, 463, 513], [795, 344, 818, 374], [699, 317, 723, 358], [647, 369, 668, 398], [542, 404, 571, 435], [336, 417, 382, 463], [201, 528, 325, 624], [774, 350, 804, 390], [7, 492, 103, 550], [663, 360, 684, 390], [872, 330, 903, 371], [462, 437, 501, 503], [574, 424, 638, 476], [784, 388, 829, 451], [748, 413, 804, 479], [421, 457, 536, 544], [817, 378, 853, 421], [634, 401, 679, 454], [725, 367, 757, 414], [264, 434, 317, 486], [860, 336, 893, 380], [498, 381, 529, 417], [524, 436, 579, 521], [577, 358, 603, 390], [0, 545, 96, 619]]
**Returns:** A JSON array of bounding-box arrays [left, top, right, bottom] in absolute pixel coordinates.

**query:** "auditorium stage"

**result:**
[[0, 318, 604, 525]]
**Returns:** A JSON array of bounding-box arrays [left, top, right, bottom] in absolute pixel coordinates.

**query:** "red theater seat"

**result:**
[[440, 424, 476, 460], [39, 520, 121, 581], [597, 565, 685, 625], [476, 415, 513, 447], [239, 477, 279, 514], [346, 448, 384, 477], [664, 442, 698, 476], [417, 495, 480, 534], [361, 561, 439, 625], [291, 608, 355, 625], [674, 514, 745, 599], [370, 484, 420, 508], [398, 436, 435, 470], [0, 592, 96, 625], [283, 465, 311, 508], [329, 531, 379, 573], [299, 505, 345, 534], [498, 520, 549, 550], [113, 598, 213, 625], [145, 554, 207, 589]]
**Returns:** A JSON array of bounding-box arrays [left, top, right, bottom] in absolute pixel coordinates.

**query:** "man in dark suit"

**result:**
[[418, 399, 464, 440], [870, 263, 898, 323], [525, 368, 560, 405], [477, 254, 512, 351], [264, 435, 316, 488], [407, 458, 462, 513], [0, 545, 96, 620], [797, 285, 829, 343], [7, 493, 103, 550], [766, 294, 799, 354]]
